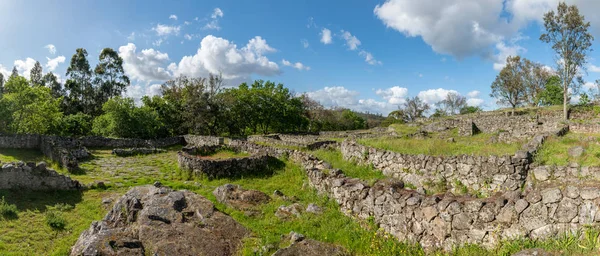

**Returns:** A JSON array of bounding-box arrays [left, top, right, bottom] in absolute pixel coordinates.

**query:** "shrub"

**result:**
[[0, 197, 18, 219], [45, 211, 66, 230]]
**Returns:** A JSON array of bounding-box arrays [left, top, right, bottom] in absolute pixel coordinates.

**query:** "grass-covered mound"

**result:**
[[536, 132, 600, 166]]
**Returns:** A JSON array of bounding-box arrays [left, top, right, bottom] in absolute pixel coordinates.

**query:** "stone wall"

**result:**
[[227, 139, 290, 158], [340, 140, 530, 195], [80, 136, 184, 148], [290, 151, 600, 251], [247, 134, 336, 150], [177, 151, 272, 179], [0, 134, 41, 149], [111, 148, 167, 157], [568, 123, 600, 134], [183, 135, 224, 147], [0, 161, 81, 190]]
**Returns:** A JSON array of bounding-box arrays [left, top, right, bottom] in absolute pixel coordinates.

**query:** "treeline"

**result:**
[[0, 48, 373, 138]]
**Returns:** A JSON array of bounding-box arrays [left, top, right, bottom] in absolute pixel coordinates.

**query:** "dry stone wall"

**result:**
[[290, 151, 600, 251], [0, 161, 81, 190], [79, 136, 184, 148], [0, 134, 41, 149], [177, 152, 272, 179], [568, 123, 600, 134], [183, 135, 224, 147], [340, 140, 530, 195]]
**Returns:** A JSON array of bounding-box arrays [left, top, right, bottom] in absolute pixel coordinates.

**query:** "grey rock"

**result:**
[[273, 239, 346, 256], [276, 203, 304, 219], [515, 199, 529, 214], [533, 166, 550, 181], [568, 146, 585, 157], [512, 248, 555, 256], [565, 186, 580, 199], [541, 188, 562, 204], [306, 203, 322, 214], [556, 198, 578, 223], [580, 187, 600, 200], [289, 231, 305, 243], [213, 184, 270, 211]]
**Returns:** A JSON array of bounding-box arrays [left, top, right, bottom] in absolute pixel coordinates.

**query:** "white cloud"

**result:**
[[467, 98, 485, 106], [211, 8, 224, 19], [340, 30, 361, 50], [168, 35, 280, 82], [125, 83, 163, 102], [282, 59, 310, 71], [589, 64, 600, 73], [493, 40, 526, 71], [0, 65, 10, 79], [152, 24, 181, 36], [169, 14, 178, 20], [44, 44, 56, 55], [584, 81, 597, 90], [205, 8, 224, 30], [184, 34, 193, 40], [307, 86, 402, 114], [301, 39, 309, 48], [153, 39, 163, 47], [45, 56, 65, 71], [14, 58, 37, 78], [320, 28, 332, 44], [375, 86, 408, 105], [417, 88, 459, 105], [118, 43, 172, 82], [359, 51, 381, 65], [467, 90, 481, 98]]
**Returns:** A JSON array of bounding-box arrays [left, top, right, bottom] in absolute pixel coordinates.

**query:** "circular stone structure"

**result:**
[[177, 145, 272, 179]]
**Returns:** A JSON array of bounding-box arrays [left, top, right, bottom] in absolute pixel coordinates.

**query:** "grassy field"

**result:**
[[536, 132, 600, 166], [0, 148, 47, 163], [1, 147, 600, 255], [388, 123, 420, 135], [310, 149, 386, 182], [358, 131, 523, 156]]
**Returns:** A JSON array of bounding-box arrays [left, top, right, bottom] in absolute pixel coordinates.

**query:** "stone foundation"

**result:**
[[177, 152, 272, 179], [0, 161, 81, 190]]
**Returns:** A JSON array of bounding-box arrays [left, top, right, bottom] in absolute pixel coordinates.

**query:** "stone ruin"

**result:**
[[0, 161, 81, 190]]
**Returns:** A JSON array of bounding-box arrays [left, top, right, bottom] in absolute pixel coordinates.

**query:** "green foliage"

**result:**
[[45, 210, 66, 231], [0, 76, 63, 134], [0, 197, 18, 219], [459, 106, 482, 114], [430, 109, 447, 118], [538, 76, 564, 106], [92, 97, 163, 139], [579, 92, 591, 106]]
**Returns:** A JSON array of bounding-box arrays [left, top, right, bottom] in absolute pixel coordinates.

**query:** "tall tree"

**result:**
[[10, 66, 18, 79], [438, 92, 466, 115], [0, 73, 4, 97], [402, 96, 430, 122], [522, 59, 552, 106], [490, 56, 528, 115], [94, 48, 130, 115], [64, 48, 93, 115], [43, 72, 63, 99], [539, 76, 564, 106], [540, 2, 594, 120], [30, 61, 43, 86]]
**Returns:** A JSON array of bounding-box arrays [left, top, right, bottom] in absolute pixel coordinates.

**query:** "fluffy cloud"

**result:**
[[340, 30, 361, 50], [306, 86, 406, 114], [169, 14, 177, 20], [467, 90, 481, 98], [184, 34, 193, 40], [417, 88, 459, 105], [589, 64, 600, 73], [375, 86, 408, 105], [320, 28, 332, 44], [0, 65, 10, 78], [118, 43, 172, 82], [125, 83, 163, 102], [507, 0, 600, 35], [584, 81, 597, 90], [493, 40, 526, 71], [14, 58, 37, 78], [153, 24, 180, 36], [467, 98, 485, 106], [45, 44, 56, 55], [168, 35, 280, 82], [282, 59, 310, 71], [45, 56, 66, 71]]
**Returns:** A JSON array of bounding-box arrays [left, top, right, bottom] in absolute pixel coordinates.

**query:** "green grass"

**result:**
[[358, 132, 523, 156], [0, 148, 46, 163], [388, 123, 420, 135], [205, 149, 250, 159], [310, 149, 385, 182], [535, 132, 600, 166]]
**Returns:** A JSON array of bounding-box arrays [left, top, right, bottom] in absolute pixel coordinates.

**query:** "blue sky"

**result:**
[[2, 0, 600, 115]]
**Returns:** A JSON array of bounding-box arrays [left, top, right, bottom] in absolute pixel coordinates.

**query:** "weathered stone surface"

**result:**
[[568, 146, 585, 157], [213, 184, 270, 210], [276, 203, 304, 219], [70, 185, 248, 256], [556, 198, 578, 223], [178, 150, 273, 179], [533, 166, 550, 181], [272, 238, 346, 256], [112, 147, 166, 157], [306, 203, 323, 214], [512, 248, 556, 256], [580, 187, 600, 200], [541, 188, 562, 204], [0, 161, 81, 190]]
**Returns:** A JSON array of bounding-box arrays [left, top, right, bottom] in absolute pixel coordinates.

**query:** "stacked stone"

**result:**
[[0, 161, 81, 190], [112, 148, 167, 157]]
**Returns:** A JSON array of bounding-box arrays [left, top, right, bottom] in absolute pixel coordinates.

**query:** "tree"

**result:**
[[0, 76, 63, 134], [92, 97, 162, 139], [522, 59, 553, 106], [30, 61, 43, 86], [540, 2, 594, 120], [430, 109, 447, 118], [10, 67, 18, 79], [579, 92, 590, 105], [539, 76, 564, 106], [459, 106, 482, 115], [438, 92, 466, 115], [490, 56, 527, 115], [402, 96, 430, 122], [64, 48, 93, 115], [43, 72, 63, 99], [94, 48, 130, 115], [0, 73, 4, 97]]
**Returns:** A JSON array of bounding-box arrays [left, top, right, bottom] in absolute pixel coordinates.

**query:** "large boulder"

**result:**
[[70, 185, 248, 256], [213, 184, 270, 210]]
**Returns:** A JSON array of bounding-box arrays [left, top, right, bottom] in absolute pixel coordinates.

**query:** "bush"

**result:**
[[0, 197, 18, 219], [45, 211, 66, 230]]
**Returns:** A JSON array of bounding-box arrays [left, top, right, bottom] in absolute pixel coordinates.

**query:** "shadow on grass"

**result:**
[[0, 189, 83, 213]]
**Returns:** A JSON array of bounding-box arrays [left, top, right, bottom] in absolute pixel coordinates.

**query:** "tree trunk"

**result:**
[[511, 105, 515, 116], [563, 82, 568, 120]]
